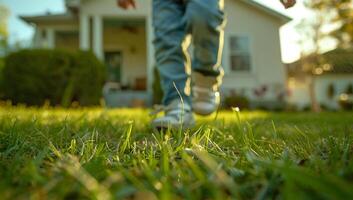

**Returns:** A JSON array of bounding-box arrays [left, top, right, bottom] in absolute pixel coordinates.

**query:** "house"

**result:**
[[287, 48, 353, 110], [21, 0, 291, 108]]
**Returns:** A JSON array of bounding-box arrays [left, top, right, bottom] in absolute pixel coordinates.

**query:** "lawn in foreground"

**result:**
[[0, 107, 352, 199]]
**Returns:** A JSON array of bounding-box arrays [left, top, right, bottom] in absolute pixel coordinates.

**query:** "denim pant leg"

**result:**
[[153, 0, 192, 106], [186, 0, 226, 79]]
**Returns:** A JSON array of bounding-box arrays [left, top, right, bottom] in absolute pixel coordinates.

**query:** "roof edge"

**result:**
[[20, 12, 76, 24], [240, 0, 292, 23]]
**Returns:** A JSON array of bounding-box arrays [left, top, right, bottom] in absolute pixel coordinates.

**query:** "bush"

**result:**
[[152, 67, 163, 105], [2, 49, 106, 107], [223, 93, 250, 110], [0, 57, 3, 69], [338, 94, 353, 111], [0, 57, 4, 98], [346, 84, 353, 95]]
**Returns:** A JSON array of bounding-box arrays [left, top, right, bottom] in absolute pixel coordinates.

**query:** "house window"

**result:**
[[105, 51, 123, 84], [41, 29, 47, 40], [229, 36, 252, 72]]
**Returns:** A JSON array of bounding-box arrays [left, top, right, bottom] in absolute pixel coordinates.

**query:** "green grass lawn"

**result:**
[[0, 107, 352, 200]]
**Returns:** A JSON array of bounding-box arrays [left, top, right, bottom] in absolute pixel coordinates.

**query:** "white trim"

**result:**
[[239, 0, 292, 23], [46, 28, 55, 48], [79, 14, 90, 50], [49, 26, 79, 32], [146, 15, 154, 100], [93, 15, 103, 59]]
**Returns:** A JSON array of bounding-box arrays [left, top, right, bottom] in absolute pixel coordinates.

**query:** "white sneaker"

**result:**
[[151, 99, 195, 129], [192, 72, 221, 116]]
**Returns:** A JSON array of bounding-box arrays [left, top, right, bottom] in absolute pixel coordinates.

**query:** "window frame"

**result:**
[[226, 34, 254, 75]]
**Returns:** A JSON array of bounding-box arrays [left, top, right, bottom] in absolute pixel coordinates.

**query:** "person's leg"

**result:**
[[185, 0, 226, 115], [153, 0, 192, 106], [151, 0, 195, 129], [185, 0, 225, 78]]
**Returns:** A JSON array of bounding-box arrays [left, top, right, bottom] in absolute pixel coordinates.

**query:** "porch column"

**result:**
[[80, 14, 90, 50], [146, 15, 155, 104], [93, 15, 103, 60], [46, 28, 55, 48]]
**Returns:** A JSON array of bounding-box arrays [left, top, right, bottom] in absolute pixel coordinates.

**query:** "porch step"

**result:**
[[104, 89, 151, 108]]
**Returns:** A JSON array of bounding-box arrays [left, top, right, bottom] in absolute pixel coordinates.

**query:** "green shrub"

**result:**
[[0, 57, 4, 98], [152, 67, 163, 105], [223, 93, 250, 110], [338, 94, 353, 111], [346, 84, 353, 95], [2, 49, 106, 107], [0, 57, 3, 69]]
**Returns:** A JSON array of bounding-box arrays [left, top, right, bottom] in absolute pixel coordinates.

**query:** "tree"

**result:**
[[0, 5, 9, 36], [302, 0, 353, 48], [329, 0, 353, 48], [295, 0, 333, 112], [0, 4, 9, 55]]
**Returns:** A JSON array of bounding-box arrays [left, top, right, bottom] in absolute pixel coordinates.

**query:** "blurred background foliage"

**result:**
[[2, 49, 106, 107]]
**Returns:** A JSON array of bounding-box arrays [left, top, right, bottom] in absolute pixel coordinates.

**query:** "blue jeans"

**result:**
[[153, 0, 225, 106]]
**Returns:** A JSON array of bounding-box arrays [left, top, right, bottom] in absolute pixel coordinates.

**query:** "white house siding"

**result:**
[[55, 31, 80, 50], [222, 0, 286, 102], [288, 75, 353, 110], [80, 0, 151, 17], [103, 25, 147, 88], [314, 75, 353, 110], [287, 77, 311, 110], [34, 22, 79, 48]]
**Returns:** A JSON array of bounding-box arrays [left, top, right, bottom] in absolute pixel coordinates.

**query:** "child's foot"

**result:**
[[151, 99, 195, 129], [192, 72, 220, 116]]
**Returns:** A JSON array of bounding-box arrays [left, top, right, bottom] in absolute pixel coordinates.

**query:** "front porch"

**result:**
[[103, 83, 151, 107], [79, 15, 154, 107]]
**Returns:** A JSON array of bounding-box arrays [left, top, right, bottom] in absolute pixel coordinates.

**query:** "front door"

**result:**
[[104, 51, 123, 83]]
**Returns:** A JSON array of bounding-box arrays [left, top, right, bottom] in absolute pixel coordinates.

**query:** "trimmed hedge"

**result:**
[[2, 49, 106, 107]]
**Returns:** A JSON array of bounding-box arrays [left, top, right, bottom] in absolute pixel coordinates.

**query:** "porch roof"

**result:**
[[20, 12, 77, 25], [287, 48, 353, 77]]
